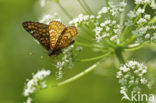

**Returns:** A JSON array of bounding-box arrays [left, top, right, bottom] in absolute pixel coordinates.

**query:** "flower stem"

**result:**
[[120, 0, 126, 26], [81, 0, 94, 15], [148, 16, 156, 25], [53, 63, 98, 87], [77, 0, 90, 14], [77, 52, 111, 62], [115, 48, 125, 65], [105, 0, 109, 7], [57, 1, 73, 19], [75, 41, 106, 50], [124, 42, 147, 51]]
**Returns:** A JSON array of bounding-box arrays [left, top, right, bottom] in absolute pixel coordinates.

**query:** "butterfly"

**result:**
[[22, 21, 78, 56]]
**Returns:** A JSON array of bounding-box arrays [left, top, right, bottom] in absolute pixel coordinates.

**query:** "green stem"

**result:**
[[148, 16, 156, 25], [124, 42, 147, 51], [120, 35, 136, 46], [53, 63, 98, 87], [133, 3, 147, 25], [120, 0, 126, 26], [105, 0, 109, 7], [77, 0, 90, 14], [115, 49, 125, 65], [78, 52, 111, 62], [57, 1, 73, 19], [81, 0, 94, 15], [75, 41, 106, 49], [75, 41, 96, 48], [104, 39, 116, 48], [120, 25, 133, 42], [75, 41, 109, 52]]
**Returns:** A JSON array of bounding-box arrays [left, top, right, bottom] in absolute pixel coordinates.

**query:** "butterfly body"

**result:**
[[22, 21, 77, 56]]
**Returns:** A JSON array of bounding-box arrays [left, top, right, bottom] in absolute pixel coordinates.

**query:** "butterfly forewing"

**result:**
[[22, 21, 50, 50], [49, 21, 66, 51], [55, 26, 78, 49]]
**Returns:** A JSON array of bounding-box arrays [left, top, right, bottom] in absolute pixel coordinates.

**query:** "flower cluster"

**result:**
[[117, 60, 151, 99], [69, 14, 95, 27], [56, 45, 74, 79], [125, 0, 156, 44], [23, 69, 51, 103], [135, 0, 156, 9], [69, 1, 127, 43], [69, 0, 156, 46], [25, 97, 32, 103]]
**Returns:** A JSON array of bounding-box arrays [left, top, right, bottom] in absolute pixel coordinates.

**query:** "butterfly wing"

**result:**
[[55, 26, 78, 50], [49, 21, 66, 51], [22, 21, 50, 50]]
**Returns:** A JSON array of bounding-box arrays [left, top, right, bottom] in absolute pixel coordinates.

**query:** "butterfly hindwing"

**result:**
[[22, 21, 50, 50], [55, 26, 78, 50], [49, 21, 66, 51]]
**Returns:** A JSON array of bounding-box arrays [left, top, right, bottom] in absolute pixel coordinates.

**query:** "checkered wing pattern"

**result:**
[[55, 26, 78, 49], [49, 21, 66, 51], [22, 21, 50, 50], [22, 20, 78, 56]]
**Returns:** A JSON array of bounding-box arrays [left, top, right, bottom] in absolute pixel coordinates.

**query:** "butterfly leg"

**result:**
[[48, 49, 53, 56], [69, 40, 75, 46], [48, 49, 62, 56]]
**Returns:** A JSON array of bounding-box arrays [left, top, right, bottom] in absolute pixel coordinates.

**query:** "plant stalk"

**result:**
[[53, 63, 98, 87], [57, 1, 73, 19], [115, 49, 125, 65]]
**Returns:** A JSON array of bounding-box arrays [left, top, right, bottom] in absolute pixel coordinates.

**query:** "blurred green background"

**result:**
[[0, 0, 156, 103]]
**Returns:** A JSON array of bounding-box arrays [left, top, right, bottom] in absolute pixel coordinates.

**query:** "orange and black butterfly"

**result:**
[[22, 21, 78, 56]]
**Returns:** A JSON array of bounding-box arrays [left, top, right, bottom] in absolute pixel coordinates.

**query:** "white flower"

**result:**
[[136, 8, 145, 15], [110, 35, 118, 41], [112, 20, 117, 24], [23, 69, 51, 96], [117, 71, 123, 78], [144, 14, 151, 20], [127, 11, 136, 18], [39, 13, 58, 24], [140, 78, 147, 84], [69, 14, 93, 27], [117, 60, 150, 98], [26, 97, 32, 103], [135, 0, 143, 4], [98, 7, 109, 15], [56, 45, 74, 79], [145, 33, 150, 39], [94, 27, 103, 34], [120, 2, 127, 7], [135, 0, 151, 4], [150, 0, 156, 9], [56, 61, 64, 69], [137, 18, 147, 24], [105, 26, 110, 31]]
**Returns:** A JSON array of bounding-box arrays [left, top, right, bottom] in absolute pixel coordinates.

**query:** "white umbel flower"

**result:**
[[117, 60, 151, 98], [26, 97, 32, 103], [23, 69, 51, 96]]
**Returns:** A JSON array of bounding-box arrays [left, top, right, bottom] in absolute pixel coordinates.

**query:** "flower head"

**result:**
[[23, 69, 51, 98], [117, 60, 151, 99]]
